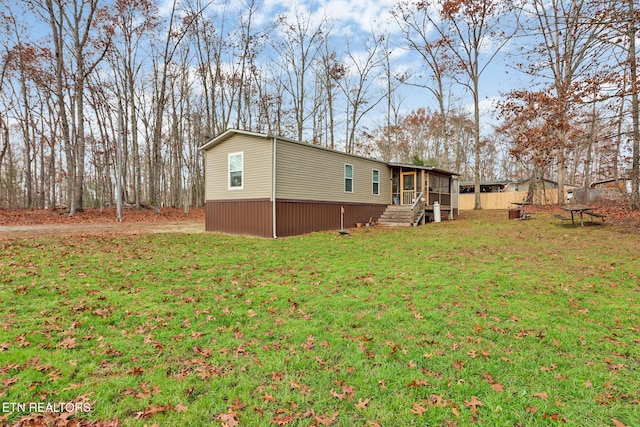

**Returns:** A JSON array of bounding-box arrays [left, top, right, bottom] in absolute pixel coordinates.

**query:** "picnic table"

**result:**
[[560, 204, 595, 227]]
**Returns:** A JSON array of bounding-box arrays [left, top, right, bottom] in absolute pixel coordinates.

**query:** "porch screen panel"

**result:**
[[392, 171, 400, 204], [429, 175, 439, 205], [429, 174, 451, 205], [440, 176, 451, 205]]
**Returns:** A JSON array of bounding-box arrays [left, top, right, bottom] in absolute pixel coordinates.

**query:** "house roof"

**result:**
[[460, 179, 581, 190], [511, 177, 580, 188], [387, 163, 459, 177], [460, 180, 511, 187], [199, 129, 387, 165], [199, 129, 271, 151], [200, 129, 459, 176], [590, 177, 631, 188]]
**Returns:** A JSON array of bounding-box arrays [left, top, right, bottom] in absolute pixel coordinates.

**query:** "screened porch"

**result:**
[[389, 164, 459, 220]]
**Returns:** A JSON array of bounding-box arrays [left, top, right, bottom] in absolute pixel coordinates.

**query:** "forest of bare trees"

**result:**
[[0, 0, 638, 212]]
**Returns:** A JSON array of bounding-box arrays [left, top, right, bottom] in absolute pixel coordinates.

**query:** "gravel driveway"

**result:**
[[0, 220, 205, 239]]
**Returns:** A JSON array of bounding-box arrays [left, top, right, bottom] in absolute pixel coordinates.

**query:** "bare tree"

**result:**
[[625, 0, 640, 209], [11, 42, 36, 208], [315, 35, 343, 148], [447, 0, 518, 208], [107, 0, 159, 209], [521, 0, 611, 203], [185, 0, 221, 135], [234, 0, 267, 131], [338, 29, 388, 154], [27, 0, 110, 214], [275, 9, 327, 142], [394, 1, 457, 168], [0, 107, 7, 182], [0, 11, 17, 199], [0, 10, 6, 161], [403, 0, 519, 208], [148, 0, 202, 213], [362, 38, 408, 163]]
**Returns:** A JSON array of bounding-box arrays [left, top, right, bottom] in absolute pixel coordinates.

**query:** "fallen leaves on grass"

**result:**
[[6, 394, 103, 427], [355, 398, 370, 410], [479, 372, 504, 393], [3, 209, 639, 426], [57, 336, 77, 349], [464, 396, 484, 416], [314, 411, 339, 425], [543, 412, 566, 422], [412, 394, 455, 418], [127, 366, 145, 376], [2, 377, 18, 387], [407, 379, 429, 388], [411, 402, 428, 416], [217, 410, 240, 427], [135, 402, 187, 419], [330, 384, 354, 401], [261, 393, 276, 402], [122, 383, 161, 399]]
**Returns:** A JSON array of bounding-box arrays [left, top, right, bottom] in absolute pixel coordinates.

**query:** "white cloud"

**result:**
[[156, 0, 175, 18], [267, 0, 398, 36]]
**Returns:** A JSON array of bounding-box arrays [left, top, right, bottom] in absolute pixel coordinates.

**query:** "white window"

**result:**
[[372, 169, 380, 195], [228, 152, 243, 190], [344, 164, 353, 192]]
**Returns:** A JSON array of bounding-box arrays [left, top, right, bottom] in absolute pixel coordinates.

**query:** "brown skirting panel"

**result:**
[[206, 199, 273, 238], [206, 198, 387, 238], [275, 200, 387, 237]]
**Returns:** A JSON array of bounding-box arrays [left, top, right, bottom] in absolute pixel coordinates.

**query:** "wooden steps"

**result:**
[[377, 205, 414, 227]]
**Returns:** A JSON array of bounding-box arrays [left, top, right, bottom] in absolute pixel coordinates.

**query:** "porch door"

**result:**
[[401, 172, 416, 205]]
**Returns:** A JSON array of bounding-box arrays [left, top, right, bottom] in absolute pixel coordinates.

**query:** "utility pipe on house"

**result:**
[[272, 136, 277, 238]]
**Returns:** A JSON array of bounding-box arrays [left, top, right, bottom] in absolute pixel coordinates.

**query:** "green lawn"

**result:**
[[1, 211, 638, 426]]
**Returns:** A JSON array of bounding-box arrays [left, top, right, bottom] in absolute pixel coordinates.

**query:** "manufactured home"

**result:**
[[200, 129, 459, 237]]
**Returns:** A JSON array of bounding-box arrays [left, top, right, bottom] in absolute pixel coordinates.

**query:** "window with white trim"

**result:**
[[344, 164, 353, 192], [228, 152, 243, 190], [372, 169, 380, 195]]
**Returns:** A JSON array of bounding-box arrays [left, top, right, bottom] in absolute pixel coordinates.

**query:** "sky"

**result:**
[[270, 0, 526, 126], [20, 0, 633, 136], [10, 0, 529, 138], [157, 0, 525, 130]]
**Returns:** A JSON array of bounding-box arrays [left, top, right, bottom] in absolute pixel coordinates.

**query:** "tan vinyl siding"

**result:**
[[276, 140, 390, 204], [205, 135, 273, 200]]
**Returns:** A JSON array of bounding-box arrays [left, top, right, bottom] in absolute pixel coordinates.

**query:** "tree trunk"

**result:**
[[584, 98, 597, 189], [473, 75, 482, 209], [0, 115, 8, 171], [45, 0, 75, 213], [628, 0, 640, 209], [74, 79, 86, 213]]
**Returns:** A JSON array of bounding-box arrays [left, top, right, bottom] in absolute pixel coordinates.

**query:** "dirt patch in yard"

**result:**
[[0, 207, 205, 239]]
